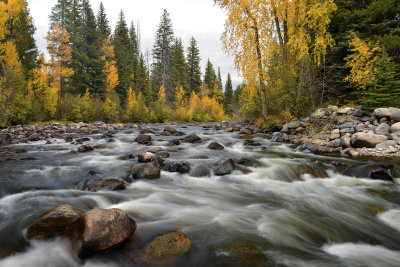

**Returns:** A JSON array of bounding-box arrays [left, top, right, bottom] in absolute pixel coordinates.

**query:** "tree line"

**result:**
[[215, 0, 400, 128], [0, 0, 233, 126]]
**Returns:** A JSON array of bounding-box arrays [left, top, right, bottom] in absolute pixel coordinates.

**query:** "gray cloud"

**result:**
[[28, 0, 243, 89]]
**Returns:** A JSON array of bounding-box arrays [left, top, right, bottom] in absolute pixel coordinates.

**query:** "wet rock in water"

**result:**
[[119, 154, 135, 160], [84, 177, 126, 192], [129, 162, 161, 179], [138, 152, 155, 163], [65, 136, 74, 142], [148, 147, 165, 154], [27, 204, 84, 240], [64, 208, 136, 258], [135, 134, 152, 144], [28, 133, 40, 141], [78, 145, 94, 152], [341, 148, 362, 157], [164, 126, 177, 134], [370, 166, 393, 181], [173, 131, 186, 136], [214, 242, 268, 267], [239, 135, 252, 140], [208, 142, 224, 150], [167, 162, 190, 174], [155, 151, 170, 158], [76, 137, 90, 144], [240, 128, 252, 135], [140, 129, 154, 135], [339, 135, 352, 148], [190, 164, 211, 177], [168, 139, 181, 146], [214, 158, 236, 176], [183, 134, 202, 143], [133, 231, 191, 266], [351, 132, 388, 148]]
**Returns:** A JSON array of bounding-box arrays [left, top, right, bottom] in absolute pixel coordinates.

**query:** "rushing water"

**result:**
[[0, 124, 399, 267]]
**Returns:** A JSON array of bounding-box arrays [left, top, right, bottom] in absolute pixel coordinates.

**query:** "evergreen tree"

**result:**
[[224, 73, 233, 114], [13, 1, 38, 77], [204, 59, 216, 91], [113, 10, 134, 100], [129, 21, 138, 79], [151, 9, 174, 101], [81, 0, 103, 95], [186, 37, 202, 95], [49, 0, 73, 28], [170, 38, 188, 92], [360, 51, 400, 109], [96, 2, 111, 40], [217, 67, 223, 91], [135, 54, 152, 105]]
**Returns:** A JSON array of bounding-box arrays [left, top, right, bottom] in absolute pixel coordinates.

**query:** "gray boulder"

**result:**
[[376, 140, 397, 150], [390, 122, 400, 133], [374, 108, 400, 118], [375, 123, 390, 135], [214, 159, 236, 176], [351, 132, 388, 148], [390, 111, 400, 122], [129, 162, 161, 179]]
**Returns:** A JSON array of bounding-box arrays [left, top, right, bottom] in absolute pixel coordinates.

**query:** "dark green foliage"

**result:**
[[151, 9, 174, 101], [324, 0, 400, 105], [49, 0, 73, 28], [224, 73, 233, 114], [13, 1, 38, 77], [203, 59, 216, 91], [135, 54, 152, 105], [186, 37, 202, 95], [217, 67, 223, 91], [170, 38, 188, 92], [97, 2, 111, 40], [359, 51, 400, 109], [129, 22, 138, 79], [113, 10, 134, 100]]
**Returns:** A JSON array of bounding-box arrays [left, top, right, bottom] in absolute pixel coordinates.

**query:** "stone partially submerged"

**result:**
[[26, 204, 84, 240], [64, 208, 136, 258], [351, 132, 388, 148], [134, 231, 191, 266], [214, 242, 268, 267]]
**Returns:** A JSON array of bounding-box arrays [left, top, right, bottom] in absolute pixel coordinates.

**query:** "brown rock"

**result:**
[[138, 152, 155, 163], [129, 162, 161, 179], [136, 134, 152, 144], [208, 142, 224, 150], [155, 151, 170, 158], [351, 132, 388, 148], [215, 242, 268, 267], [164, 126, 177, 134], [78, 145, 94, 152], [134, 231, 191, 266], [239, 135, 252, 140], [183, 134, 202, 143], [27, 204, 84, 240], [64, 209, 136, 258], [84, 177, 126, 192], [28, 133, 40, 141]]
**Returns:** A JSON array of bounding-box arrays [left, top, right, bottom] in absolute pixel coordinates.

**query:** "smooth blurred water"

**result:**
[[0, 124, 399, 267]]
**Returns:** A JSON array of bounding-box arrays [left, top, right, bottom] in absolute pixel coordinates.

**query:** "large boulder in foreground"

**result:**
[[351, 132, 388, 148], [83, 177, 126, 192], [373, 108, 400, 118], [64, 209, 136, 258], [215, 242, 268, 267], [129, 162, 161, 179], [27, 204, 84, 240], [134, 231, 191, 266]]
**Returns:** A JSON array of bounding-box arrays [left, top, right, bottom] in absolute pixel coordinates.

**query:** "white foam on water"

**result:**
[[378, 209, 400, 233], [323, 242, 400, 267]]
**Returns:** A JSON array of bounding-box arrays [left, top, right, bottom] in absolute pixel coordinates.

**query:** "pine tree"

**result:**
[[129, 21, 138, 77], [151, 9, 174, 101], [186, 36, 202, 96], [204, 59, 216, 91], [224, 73, 233, 115], [135, 54, 152, 105], [217, 67, 223, 91], [13, 0, 38, 77], [96, 2, 111, 40], [49, 0, 73, 28], [113, 10, 134, 100], [170, 38, 188, 92]]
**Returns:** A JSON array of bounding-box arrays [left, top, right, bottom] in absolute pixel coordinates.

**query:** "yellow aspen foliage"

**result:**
[[174, 86, 185, 108], [157, 84, 166, 101], [189, 91, 201, 110], [126, 87, 136, 116], [46, 23, 74, 103], [102, 96, 119, 122], [344, 32, 382, 90], [0, 41, 28, 124], [212, 78, 223, 103], [0, 0, 26, 42], [80, 89, 95, 121]]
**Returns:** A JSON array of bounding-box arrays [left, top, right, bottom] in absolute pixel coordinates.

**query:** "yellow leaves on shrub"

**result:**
[[344, 32, 381, 90]]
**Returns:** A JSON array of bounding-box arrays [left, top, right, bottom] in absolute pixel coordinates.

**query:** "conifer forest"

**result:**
[[0, 0, 399, 127]]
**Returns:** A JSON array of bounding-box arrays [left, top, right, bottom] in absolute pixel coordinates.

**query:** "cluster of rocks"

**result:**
[[26, 204, 268, 265], [274, 107, 400, 159]]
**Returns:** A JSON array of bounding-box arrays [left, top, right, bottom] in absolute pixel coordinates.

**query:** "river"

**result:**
[[0, 124, 399, 267]]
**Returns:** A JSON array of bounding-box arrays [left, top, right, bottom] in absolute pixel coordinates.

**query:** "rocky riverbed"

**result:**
[[0, 121, 399, 266]]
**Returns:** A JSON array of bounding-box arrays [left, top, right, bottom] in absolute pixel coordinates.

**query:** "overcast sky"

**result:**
[[27, 0, 242, 89]]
